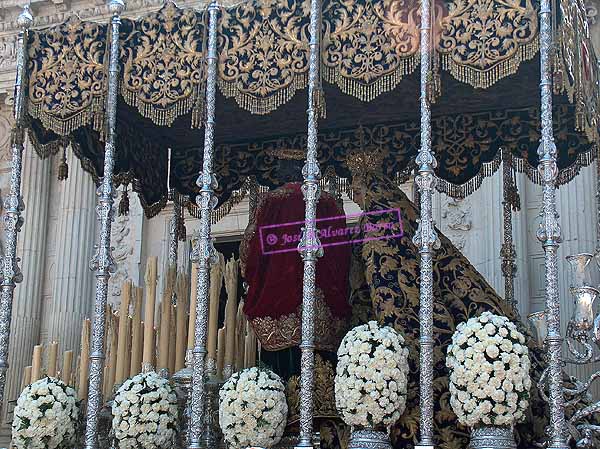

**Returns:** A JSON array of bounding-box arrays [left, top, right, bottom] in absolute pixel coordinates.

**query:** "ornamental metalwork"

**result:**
[[297, 0, 324, 445], [413, 0, 439, 447], [0, 6, 32, 409], [187, 1, 220, 448], [535, 0, 569, 448], [84, 1, 125, 448]]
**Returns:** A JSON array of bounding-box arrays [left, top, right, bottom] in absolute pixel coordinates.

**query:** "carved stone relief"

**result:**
[[440, 197, 472, 251], [0, 117, 10, 160], [108, 188, 144, 304], [109, 205, 133, 303]]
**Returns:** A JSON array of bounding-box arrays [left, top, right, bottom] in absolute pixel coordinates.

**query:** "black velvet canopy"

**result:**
[[23, 0, 599, 218]]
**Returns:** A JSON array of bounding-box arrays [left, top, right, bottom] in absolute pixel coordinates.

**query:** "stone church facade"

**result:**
[[0, 0, 599, 445]]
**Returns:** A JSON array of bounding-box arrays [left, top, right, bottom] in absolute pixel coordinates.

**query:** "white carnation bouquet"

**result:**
[[112, 371, 178, 449], [219, 367, 288, 449], [447, 311, 532, 428], [12, 377, 80, 449], [335, 321, 409, 428]]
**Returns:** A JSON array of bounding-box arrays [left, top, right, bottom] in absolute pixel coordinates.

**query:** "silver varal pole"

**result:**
[[297, 0, 323, 446], [188, 1, 219, 448], [84, 1, 125, 448], [413, 0, 438, 447], [0, 6, 33, 407], [536, 1, 568, 448]]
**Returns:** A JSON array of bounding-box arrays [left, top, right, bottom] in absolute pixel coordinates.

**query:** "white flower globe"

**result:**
[[112, 371, 178, 449], [12, 377, 80, 449], [446, 312, 531, 428], [219, 367, 288, 449], [334, 321, 409, 428]]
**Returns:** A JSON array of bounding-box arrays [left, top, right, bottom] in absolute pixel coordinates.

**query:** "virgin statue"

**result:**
[[345, 149, 549, 448], [239, 164, 352, 444]]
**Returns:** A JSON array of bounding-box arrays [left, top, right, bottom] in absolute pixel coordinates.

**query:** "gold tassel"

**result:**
[[177, 196, 186, 242], [119, 185, 130, 216], [58, 147, 69, 181]]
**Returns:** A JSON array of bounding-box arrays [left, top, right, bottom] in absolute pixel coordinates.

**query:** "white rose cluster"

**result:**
[[112, 372, 178, 449], [447, 312, 532, 428], [12, 377, 80, 449], [335, 321, 409, 428], [219, 367, 288, 449]]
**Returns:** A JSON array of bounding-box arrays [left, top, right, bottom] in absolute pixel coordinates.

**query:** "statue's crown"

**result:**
[[346, 149, 385, 179]]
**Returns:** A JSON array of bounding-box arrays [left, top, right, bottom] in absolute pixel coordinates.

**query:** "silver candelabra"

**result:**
[[529, 252, 600, 448]]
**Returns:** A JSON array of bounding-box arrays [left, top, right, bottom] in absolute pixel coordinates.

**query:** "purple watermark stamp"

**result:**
[[259, 209, 404, 255]]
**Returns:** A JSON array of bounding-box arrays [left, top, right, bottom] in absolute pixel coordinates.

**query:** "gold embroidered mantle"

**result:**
[[249, 290, 348, 351]]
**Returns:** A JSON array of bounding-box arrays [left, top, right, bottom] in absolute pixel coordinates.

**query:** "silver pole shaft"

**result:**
[[414, 0, 438, 447], [0, 6, 33, 409], [537, 1, 568, 448], [298, 0, 323, 445], [84, 1, 125, 448], [188, 1, 219, 448]]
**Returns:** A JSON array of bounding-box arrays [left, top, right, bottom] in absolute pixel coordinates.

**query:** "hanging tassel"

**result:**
[[313, 84, 326, 120], [177, 198, 186, 242], [58, 147, 69, 181], [119, 185, 130, 216]]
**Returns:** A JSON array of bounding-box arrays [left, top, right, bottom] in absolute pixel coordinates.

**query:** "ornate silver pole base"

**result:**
[[469, 426, 516, 449], [173, 359, 193, 448], [202, 376, 225, 449], [348, 428, 392, 449]]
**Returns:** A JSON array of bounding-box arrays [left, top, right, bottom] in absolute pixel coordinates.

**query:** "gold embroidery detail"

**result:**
[[438, 0, 539, 88], [322, 0, 421, 101], [218, 0, 311, 115], [286, 354, 338, 424], [27, 16, 107, 136], [264, 149, 306, 160], [249, 290, 347, 351], [120, 2, 207, 127]]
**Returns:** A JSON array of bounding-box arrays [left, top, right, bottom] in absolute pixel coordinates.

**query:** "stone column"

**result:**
[[1, 143, 51, 422], [46, 150, 97, 359]]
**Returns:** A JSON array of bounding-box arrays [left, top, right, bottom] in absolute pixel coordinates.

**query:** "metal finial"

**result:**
[[17, 6, 33, 30], [107, 0, 126, 15]]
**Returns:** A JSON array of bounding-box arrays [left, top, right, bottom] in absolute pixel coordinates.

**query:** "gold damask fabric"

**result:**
[[438, 0, 539, 88], [25, 0, 553, 126], [119, 2, 207, 127], [350, 171, 549, 448], [27, 16, 108, 136], [218, 0, 310, 114]]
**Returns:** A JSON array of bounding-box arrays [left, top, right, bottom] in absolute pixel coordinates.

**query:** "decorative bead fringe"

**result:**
[[218, 72, 308, 116], [323, 55, 418, 103], [436, 150, 503, 199], [121, 81, 202, 128], [440, 40, 539, 90], [512, 145, 597, 187], [28, 96, 104, 137]]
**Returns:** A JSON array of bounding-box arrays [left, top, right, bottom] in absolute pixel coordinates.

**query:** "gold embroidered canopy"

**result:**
[[24, 0, 599, 218]]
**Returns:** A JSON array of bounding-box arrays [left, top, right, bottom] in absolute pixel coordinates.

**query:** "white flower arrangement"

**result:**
[[334, 321, 410, 428], [12, 376, 80, 449], [219, 367, 288, 449], [112, 371, 178, 449], [446, 311, 532, 428]]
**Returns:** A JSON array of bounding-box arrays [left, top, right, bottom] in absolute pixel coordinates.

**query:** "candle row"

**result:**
[[19, 252, 258, 402], [21, 343, 75, 392]]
